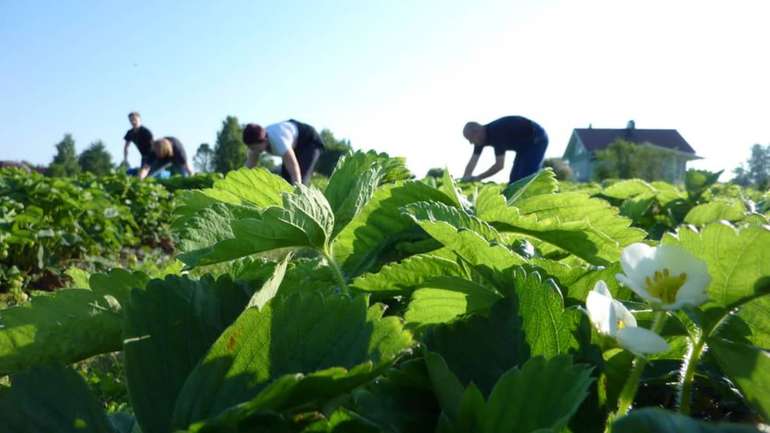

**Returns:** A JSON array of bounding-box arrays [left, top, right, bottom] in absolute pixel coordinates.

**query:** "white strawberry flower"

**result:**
[[586, 281, 669, 355], [616, 243, 710, 310]]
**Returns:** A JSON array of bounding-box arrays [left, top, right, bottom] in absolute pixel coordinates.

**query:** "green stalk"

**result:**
[[678, 336, 706, 414], [678, 306, 738, 414], [322, 247, 349, 295], [614, 311, 667, 417]]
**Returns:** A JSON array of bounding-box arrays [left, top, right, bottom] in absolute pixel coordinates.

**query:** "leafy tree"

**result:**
[[213, 116, 246, 173], [746, 144, 770, 189], [731, 164, 752, 187], [48, 134, 80, 177], [594, 139, 677, 182], [542, 158, 572, 181], [78, 141, 114, 175], [731, 144, 770, 189], [193, 143, 215, 173], [316, 128, 352, 176]]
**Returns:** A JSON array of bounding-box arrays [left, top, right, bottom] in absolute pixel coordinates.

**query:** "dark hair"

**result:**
[[243, 123, 266, 145], [128, 112, 141, 119]]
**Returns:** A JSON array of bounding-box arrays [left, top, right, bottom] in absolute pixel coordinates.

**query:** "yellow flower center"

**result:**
[[644, 268, 688, 304], [616, 319, 626, 330]]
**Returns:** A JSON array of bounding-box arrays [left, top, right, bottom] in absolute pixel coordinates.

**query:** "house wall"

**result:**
[[571, 155, 593, 181], [563, 134, 594, 182]]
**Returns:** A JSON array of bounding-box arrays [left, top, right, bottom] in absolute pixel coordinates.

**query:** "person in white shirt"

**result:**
[[243, 119, 324, 185]]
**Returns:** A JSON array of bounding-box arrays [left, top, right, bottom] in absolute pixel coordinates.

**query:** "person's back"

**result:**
[[484, 116, 538, 153], [139, 137, 192, 179], [243, 119, 324, 185], [462, 115, 549, 184]]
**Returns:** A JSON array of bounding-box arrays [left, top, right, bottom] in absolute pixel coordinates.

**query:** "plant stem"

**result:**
[[678, 335, 706, 415], [615, 311, 667, 417], [322, 247, 349, 295]]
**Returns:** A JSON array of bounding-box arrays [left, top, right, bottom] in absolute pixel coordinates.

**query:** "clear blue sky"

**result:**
[[2, 0, 769, 181]]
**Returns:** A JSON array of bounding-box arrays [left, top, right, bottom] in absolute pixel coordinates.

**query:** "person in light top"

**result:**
[[461, 115, 549, 184], [242, 119, 324, 185]]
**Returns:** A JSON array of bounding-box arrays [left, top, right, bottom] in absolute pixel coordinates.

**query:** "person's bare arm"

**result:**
[[138, 165, 151, 180], [470, 154, 505, 181], [184, 161, 194, 176], [245, 147, 259, 168], [462, 152, 481, 180], [282, 149, 302, 185], [123, 141, 130, 163]]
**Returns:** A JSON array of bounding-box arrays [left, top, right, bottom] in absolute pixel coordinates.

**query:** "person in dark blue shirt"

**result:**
[[461, 115, 548, 184]]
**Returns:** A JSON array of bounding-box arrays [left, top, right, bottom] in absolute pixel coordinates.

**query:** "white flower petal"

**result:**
[[593, 280, 612, 297], [620, 243, 659, 288], [616, 327, 670, 355], [586, 284, 615, 335], [675, 270, 711, 308], [612, 300, 637, 328]]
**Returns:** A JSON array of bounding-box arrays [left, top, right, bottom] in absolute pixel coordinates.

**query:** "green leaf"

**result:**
[[332, 181, 456, 277], [324, 150, 412, 237], [350, 358, 440, 433], [439, 169, 470, 210], [0, 269, 147, 375], [424, 351, 467, 424], [734, 295, 770, 349], [172, 168, 292, 233], [403, 202, 525, 277], [247, 253, 292, 310], [422, 270, 587, 397], [404, 201, 501, 242], [662, 223, 770, 310], [686, 169, 723, 200], [352, 254, 468, 298], [179, 186, 335, 268], [479, 356, 592, 433], [194, 167, 293, 208], [503, 270, 587, 358], [613, 408, 762, 433], [428, 354, 593, 433], [515, 191, 647, 250], [302, 408, 383, 433], [708, 338, 770, 421], [174, 203, 261, 255], [65, 267, 91, 288], [477, 187, 626, 266], [404, 278, 502, 327], [685, 200, 747, 226], [503, 168, 559, 204], [123, 274, 252, 433], [0, 364, 113, 433], [601, 179, 658, 200], [171, 293, 413, 429]]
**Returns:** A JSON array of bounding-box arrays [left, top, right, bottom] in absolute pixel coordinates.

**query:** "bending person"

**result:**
[[139, 137, 193, 179], [242, 119, 324, 185], [461, 115, 548, 184]]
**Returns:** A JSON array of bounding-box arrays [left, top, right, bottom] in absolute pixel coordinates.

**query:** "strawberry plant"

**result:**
[[0, 152, 769, 432]]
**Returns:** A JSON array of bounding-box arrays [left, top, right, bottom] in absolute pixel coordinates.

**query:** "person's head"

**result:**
[[152, 138, 173, 159], [463, 121, 486, 146], [128, 112, 142, 129], [243, 123, 268, 152]]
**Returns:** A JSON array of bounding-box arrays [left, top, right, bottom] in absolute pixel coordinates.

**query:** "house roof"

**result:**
[[574, 128, 696, 154]]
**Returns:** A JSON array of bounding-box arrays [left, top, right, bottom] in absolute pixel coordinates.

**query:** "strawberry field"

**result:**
[[1, 151, 769, 432]]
